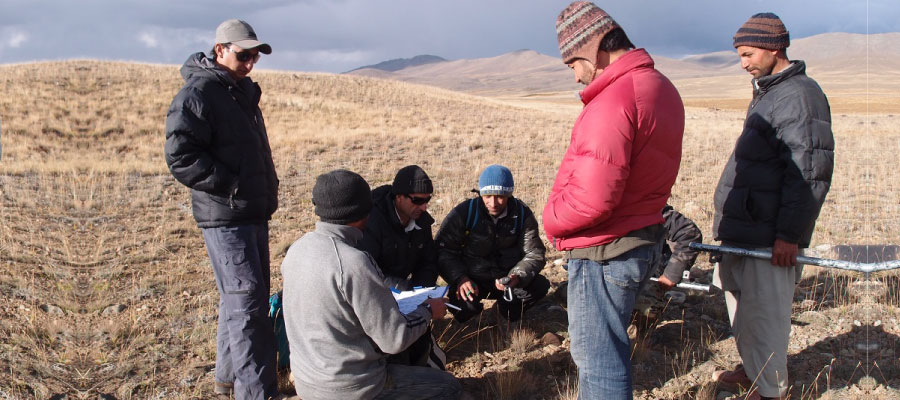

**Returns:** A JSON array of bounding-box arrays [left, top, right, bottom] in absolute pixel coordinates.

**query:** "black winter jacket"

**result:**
[[357, 185, 439, 290], [164, 53, 278, 228], [713, 61, 833, 248], [436, 197, 545, 287], [659, 205, 702, 284]]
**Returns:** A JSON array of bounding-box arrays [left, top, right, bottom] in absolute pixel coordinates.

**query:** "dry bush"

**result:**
[[508, 327, 536, 354], [487, 367, 532, 400]]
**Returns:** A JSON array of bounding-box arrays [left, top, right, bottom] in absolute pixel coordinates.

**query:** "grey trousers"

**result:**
[[374, 364, 462, 400], [203, 224, 278, 400], [713, 251, 803, 398]]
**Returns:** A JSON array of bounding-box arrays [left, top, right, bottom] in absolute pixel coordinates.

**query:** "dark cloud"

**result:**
[[0, 0, 895, 72]]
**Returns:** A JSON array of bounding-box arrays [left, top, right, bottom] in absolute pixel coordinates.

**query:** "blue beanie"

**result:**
[[478, 165, 514, 196]]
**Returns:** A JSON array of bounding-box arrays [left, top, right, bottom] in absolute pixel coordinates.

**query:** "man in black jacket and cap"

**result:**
[[358, 165, 440, 291], [164, 19, 279, 400], [710, 13, 834, 400]]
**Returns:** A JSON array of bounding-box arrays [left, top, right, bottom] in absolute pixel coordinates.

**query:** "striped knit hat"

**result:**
[[556, 2, 620, 65], [733, 13, 790, 50]]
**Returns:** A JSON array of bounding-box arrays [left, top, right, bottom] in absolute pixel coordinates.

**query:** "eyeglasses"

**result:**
[[404, 194, 432, 205], [226, 45, 261, 63]]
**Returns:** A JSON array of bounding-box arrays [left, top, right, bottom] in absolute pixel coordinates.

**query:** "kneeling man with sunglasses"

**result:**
[[358, 165, 440, 292], [357, 165, 445, 368]]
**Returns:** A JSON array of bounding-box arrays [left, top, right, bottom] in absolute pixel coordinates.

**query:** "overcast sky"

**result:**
[[0, 0, 895, 73]]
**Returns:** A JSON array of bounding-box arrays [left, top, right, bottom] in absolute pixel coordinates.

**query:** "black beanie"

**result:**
[[313, 169, 372, 224], [391, 165, 433, 195]]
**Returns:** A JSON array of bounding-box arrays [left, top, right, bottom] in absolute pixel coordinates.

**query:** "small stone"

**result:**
[[541, 332, 562, 346], [40, 304, 64, 316], [664, 291, 686, 304], [546, 305, 566, 313], [102, 304, 126, 316]]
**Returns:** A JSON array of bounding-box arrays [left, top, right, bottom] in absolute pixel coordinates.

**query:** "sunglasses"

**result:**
[[227, 45, 261, 63], [404, 194, 432, 205]]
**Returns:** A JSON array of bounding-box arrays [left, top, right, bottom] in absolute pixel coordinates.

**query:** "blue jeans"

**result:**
[[374, 364, 461, 400], [203, 224, 278, 400], [567, 241, 661, 400]]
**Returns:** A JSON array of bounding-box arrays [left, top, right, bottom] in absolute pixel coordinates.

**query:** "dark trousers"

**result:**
[[448, 274, 550, 323], [202, 224, 278, 400]]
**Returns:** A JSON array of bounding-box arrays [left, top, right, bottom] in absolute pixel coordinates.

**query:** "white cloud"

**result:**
[[138, 32, 158, 48], [8, 32, 27, 48]]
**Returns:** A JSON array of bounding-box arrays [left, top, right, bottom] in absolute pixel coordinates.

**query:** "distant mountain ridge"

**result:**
[[346, 33, 900, 96], [345, 54, 446, 73]]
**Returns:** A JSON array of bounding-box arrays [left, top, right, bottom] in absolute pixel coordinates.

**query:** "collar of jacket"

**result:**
[[579, 48, 655, 105], [373, 185, 435, 231], [180, 52, 259, 97], [314, 221, 364, 246], [753, 60, 806, 94]]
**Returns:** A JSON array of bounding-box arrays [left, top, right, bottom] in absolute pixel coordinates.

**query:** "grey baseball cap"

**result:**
[[215, 19, 272, 54]]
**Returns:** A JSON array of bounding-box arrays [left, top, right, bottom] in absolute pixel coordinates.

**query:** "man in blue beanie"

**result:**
[[436, 165, 549, 322]]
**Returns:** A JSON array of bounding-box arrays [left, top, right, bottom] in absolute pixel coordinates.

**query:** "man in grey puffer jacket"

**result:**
[[164, 19, 279, 399], [711, 13, 834, 400], [282, 170, 461, 400]]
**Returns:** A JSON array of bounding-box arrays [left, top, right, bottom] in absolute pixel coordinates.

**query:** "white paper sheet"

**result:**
[[392, 286, 449, 314]]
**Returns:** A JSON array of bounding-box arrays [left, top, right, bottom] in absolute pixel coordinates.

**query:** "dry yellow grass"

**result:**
[[0, 60, 896, 399]]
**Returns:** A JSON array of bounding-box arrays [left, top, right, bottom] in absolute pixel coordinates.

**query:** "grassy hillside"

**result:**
[[0, 60, 897, 399]]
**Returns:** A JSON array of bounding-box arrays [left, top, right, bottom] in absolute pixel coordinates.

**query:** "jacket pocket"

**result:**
[[721, 187, 753, 222]]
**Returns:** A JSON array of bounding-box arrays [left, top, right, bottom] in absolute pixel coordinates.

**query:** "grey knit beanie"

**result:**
[[313, 169, 372, 224]]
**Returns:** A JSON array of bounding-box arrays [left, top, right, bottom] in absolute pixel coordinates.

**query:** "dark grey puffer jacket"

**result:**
[[165, 53, 278, 228], [436, 197, 545, 287], [713, 61, 833, 248]]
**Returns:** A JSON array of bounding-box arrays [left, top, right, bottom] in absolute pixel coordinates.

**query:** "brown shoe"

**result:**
[[712, 365, 752, 393]]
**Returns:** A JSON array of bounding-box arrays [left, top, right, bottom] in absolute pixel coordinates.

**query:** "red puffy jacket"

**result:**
[[543, 49, 684, 251]]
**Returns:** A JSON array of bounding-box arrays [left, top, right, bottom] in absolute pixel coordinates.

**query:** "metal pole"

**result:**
[[649, 277, 710, 292], [688, 242, 895, 276]]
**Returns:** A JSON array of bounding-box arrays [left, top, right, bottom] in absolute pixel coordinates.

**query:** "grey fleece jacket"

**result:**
[[281, 221, 433, 400]]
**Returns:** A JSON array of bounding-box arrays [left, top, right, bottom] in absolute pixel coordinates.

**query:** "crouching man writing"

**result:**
[[281, 169, 461, 400]]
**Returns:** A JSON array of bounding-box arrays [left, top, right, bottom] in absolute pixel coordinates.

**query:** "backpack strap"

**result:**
[[464, 198, 479, 236], [516, 199, 525, 233]]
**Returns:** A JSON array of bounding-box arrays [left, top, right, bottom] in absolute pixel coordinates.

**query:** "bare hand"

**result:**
[[423, 297, 448, 319], [495, 274, 520, 290], [657, 275, 676, 291], [456, 277, 478, 302], [772, 239, 799, 267]]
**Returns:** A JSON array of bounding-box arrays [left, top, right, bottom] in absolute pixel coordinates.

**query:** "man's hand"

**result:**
[[772, 238, 799, 267], [456, 277, 478, 302], [657, 275, 676, 291], [495, 274, 520, 290], [423, 298, 448, 319]]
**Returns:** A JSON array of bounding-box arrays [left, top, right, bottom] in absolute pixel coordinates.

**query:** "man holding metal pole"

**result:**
[[710, 13, 834, 400]]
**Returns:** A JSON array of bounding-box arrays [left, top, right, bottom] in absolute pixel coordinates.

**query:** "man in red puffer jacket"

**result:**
[[546, 2, 684, 399]]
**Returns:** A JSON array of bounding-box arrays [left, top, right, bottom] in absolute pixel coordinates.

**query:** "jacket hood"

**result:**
[[580, 48, 655, 105], [179, 52, 237, 86], [753, 60, 806, 93]]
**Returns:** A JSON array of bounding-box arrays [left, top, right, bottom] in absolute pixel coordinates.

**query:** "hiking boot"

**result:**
[[712, 364, 751, 393]]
